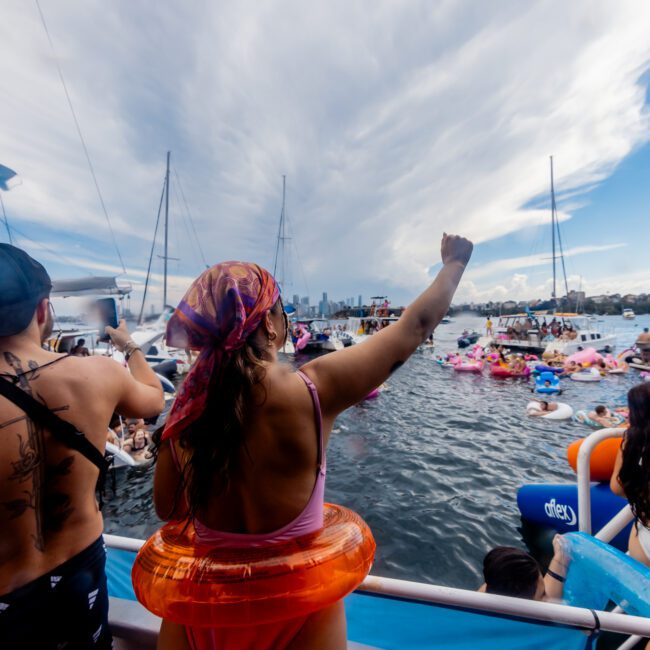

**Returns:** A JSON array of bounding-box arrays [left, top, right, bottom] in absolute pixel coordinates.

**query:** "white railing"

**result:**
[[105, 534, 650, 637], [576, 427, 630, 538], [574, 427, 648, 650]]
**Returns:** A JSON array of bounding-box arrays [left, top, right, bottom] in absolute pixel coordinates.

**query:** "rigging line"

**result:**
[[34, 0, 127, 275], [272, 199, 284, 280], [7, 221, 95, 273], [138, 177, 166, 325], [171, 172, 204, 272], [171, 175, 204, 274], [172, 167, 209, 269], [0, 195, 12, 244], [284, 200, 310, 299]]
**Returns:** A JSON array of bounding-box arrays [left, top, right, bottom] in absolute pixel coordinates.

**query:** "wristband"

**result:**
[[124, 341, 142, 361], [546, 568, 566, 583]]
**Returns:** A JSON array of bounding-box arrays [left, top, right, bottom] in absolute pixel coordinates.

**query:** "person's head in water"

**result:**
[[481, 547, 544, 600], [540, 400, 549, 410], [595, 405, 607, 416], [617, 383, 650, 526], [0, 244, 53, 343], [544, 380, 551, 387], [159, 261, 285, 520]]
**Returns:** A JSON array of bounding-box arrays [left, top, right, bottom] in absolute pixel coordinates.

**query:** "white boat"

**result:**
[[105, 441, 137, 468], [103, 526, 650, 650], [349, 315, 400, 344], [292, 319, 344, 353], [622, 308, 635, 320], [482, 158, 617, 355], [483, 313, 616, 355]]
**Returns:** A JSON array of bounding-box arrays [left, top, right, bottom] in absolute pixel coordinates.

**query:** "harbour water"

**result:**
[[102, 314, 649, 590]]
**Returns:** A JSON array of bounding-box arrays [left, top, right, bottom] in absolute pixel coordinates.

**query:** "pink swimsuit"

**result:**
[[169, 371, 327, 649]]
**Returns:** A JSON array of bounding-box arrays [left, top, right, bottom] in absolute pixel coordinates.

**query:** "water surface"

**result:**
[[103, 314, 647, 589]]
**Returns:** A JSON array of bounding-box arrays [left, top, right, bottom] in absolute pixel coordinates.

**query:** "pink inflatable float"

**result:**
[[453, 359, 483, 373], [565, 348, 602, 367], [490, 363, 531, 378], [294, 325, 312, 352]]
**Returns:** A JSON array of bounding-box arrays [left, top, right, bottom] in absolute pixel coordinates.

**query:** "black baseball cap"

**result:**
[[0, 244, 52, 337]]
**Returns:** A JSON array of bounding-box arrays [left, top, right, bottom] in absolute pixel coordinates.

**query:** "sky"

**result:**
[[1, 0, 650, 314]]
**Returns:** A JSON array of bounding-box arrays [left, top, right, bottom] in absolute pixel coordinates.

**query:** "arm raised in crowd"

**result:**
[[105, 320, 165, 418], [302, 233, 472, 423]]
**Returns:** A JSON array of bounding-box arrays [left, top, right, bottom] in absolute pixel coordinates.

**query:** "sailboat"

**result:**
[[271, 177, 344, 355], [486, 157, 616, 354]]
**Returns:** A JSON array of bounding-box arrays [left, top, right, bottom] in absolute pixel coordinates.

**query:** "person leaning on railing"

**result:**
[[610, 382, 650, 566]]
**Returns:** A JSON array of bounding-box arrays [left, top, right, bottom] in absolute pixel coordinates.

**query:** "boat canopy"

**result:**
[[51, 276, 132, 297]]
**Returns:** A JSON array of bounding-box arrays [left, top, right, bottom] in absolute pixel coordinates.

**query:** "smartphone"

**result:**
[[96, 298, 119, 342]]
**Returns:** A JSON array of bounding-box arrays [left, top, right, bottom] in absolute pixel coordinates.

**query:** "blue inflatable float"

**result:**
[[517, 483, 631, 550], [534, 371, 561, 394], [563, 532, 650, 617]]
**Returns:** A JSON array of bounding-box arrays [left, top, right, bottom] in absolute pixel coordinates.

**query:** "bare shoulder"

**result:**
[[262, 362, 308, 407], [257, 363, 315, 443], [62, 355, 125, 393]]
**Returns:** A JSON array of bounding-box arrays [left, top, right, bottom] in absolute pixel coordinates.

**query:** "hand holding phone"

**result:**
[[105, 319, 131, 352], [96, 298, 119, 342]]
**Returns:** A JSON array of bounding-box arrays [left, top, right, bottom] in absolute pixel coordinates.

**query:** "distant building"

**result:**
[[358, 295, 362, 307], [319, 292, 329, 317], [292, 294, 300, 307]]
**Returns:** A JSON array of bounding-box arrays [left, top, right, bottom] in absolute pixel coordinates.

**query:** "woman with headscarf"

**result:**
[[152, 234, 473, 649]]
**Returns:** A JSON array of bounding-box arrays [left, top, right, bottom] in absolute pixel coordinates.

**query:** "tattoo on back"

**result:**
[[1, 352, 75, 552]]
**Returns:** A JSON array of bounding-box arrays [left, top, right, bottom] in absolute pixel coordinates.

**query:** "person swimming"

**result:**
[[528, 400, 559, 416]]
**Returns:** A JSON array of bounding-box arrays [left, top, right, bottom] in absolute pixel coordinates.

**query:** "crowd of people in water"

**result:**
[[3, 236, 650, 648], [107, 415, 153, 462]]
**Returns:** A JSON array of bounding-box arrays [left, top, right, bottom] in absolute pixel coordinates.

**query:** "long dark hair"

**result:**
[[156, 299, 287, 522], [618, 383, 650, 526]]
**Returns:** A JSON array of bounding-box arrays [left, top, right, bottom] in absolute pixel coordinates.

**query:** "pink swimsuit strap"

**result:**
[[169, 370, 326, 547]]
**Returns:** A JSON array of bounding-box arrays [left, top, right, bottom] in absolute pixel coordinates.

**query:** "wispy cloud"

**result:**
[[464, 243, 628, 281], [1, 1, 649, 307]]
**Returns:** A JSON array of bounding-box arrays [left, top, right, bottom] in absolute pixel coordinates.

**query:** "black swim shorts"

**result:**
[[0, 536, 113, 649]]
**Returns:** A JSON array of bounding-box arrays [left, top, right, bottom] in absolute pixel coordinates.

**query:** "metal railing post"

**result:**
[[576, 428, 625, 534]]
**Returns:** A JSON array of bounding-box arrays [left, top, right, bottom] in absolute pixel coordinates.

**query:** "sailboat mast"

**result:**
[[272, 175, 287, 292], [163, 151, 170, 309], [280, 175, 286, 291], [550, 156, 557, 306]]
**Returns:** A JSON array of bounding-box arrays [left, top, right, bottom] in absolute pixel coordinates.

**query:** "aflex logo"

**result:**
[[544, 498, 577, 526]]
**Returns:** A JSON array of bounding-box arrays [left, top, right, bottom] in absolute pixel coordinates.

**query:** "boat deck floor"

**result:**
[[109, 597, 380, 650]]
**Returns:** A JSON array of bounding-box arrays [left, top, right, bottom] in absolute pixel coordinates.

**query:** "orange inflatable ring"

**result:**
[[132, 503, 375, 627], [567, 437, 622, 482]]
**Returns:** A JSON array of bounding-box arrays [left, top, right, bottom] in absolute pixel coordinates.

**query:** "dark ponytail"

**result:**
[[157, 299, 285, 522], [618, 383, 650, 526]]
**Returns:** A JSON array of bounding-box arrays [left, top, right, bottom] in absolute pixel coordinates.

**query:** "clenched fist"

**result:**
[[441, 233, 473, 268]]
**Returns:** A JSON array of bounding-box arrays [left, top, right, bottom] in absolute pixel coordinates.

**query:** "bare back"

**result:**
[[0, 347, 133, 594], [156, 362, 333, 533]]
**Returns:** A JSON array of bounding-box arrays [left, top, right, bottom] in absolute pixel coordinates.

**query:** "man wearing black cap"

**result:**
[[0, 244, 164, 648]]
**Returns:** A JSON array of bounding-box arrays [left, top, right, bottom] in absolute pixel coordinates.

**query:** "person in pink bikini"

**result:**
[[153, 234, 473, 649]]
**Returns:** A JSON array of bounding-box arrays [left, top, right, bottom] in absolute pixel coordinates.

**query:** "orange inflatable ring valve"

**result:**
[[567, 437, 622, 482], [132, 503, 375, 627]]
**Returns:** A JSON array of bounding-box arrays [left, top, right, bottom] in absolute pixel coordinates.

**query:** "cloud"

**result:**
[[464, 243, 627, 281], [0, 0, 649, 309]]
